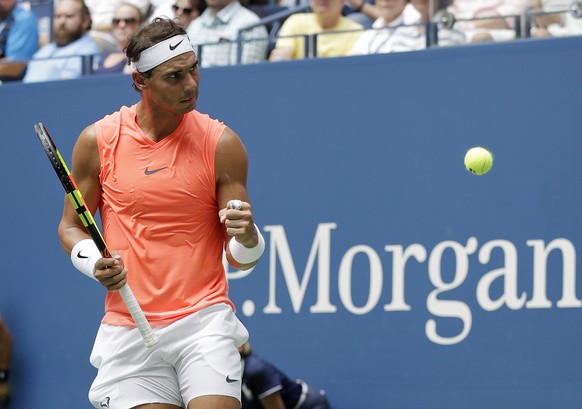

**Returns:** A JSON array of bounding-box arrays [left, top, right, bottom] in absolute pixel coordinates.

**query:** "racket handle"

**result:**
[[119, 284, 159, 348]]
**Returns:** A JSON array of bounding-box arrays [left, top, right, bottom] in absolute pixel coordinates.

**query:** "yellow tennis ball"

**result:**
[[464, 147, 493, 175]]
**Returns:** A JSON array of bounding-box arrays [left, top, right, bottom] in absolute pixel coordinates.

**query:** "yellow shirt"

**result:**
[[95, 104, 233, 326], [275, 13, 362, 59]]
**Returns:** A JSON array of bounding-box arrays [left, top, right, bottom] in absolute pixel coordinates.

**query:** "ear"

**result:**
[[83, 15, 93, 32], [132, 70, 147, 92]]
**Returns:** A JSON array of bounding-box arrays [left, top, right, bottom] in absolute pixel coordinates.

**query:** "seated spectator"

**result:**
[[447, 0, 532, 42], [0, 315, 12, 409], [186, 0, 268, 67], [23, 0, 102, 83], [349, 0, 420, 55], [269, 0, 363, 60], [150, 0, 206, 28], [0, 0, 38, 82], [93, 2, 144, 74], [530, 0, 582, 37], [239, 342, 332, 409], [85, 0, 151, 31], [85, 0, 151, 51]]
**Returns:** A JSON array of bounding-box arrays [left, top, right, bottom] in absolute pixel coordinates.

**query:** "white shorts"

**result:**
[[88, 303, 249, 409]]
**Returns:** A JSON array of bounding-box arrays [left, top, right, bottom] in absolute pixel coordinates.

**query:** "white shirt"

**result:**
[[350, 4, 421, 55]]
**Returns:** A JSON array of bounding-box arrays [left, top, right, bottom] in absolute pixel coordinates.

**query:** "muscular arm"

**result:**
[[0, 60, 27, 78], [57, 124, 102, 255], [216, 127, 261, 270], [57, 125, 127, 290]]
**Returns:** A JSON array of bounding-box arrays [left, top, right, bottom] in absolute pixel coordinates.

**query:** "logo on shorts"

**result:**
[[99, 397, 110, 408], [226, 375, 238, 383]]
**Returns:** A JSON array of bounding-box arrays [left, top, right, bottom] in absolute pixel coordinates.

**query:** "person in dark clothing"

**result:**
[[240, 342, 332, 409]]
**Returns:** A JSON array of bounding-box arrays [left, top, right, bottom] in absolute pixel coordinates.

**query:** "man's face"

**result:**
[[141, 52, 200, 115], [112, 4, 142, 47], [310, 0, 343, 15], [53, 0, 86, 47], [173, 0, 200, 27], [376, 0, 409, 23], [205, 0, 233, 11], [0, 0, 17, 19]]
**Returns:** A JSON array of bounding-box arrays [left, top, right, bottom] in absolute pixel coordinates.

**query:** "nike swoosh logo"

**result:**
[[169, 39, 184, 50], [77, 251, 89, 259], [145, 166, 167, 175], [225, 375, 238, 383]]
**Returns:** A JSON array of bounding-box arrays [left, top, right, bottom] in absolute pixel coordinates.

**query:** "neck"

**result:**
[[209, 1, 234, 15], [0, 9, 12, 20], [317, 12, 340, 30], [136, 99, 184, 142]]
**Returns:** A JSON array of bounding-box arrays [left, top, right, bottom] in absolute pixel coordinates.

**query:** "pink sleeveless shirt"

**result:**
[[95, 104, 233, 326]]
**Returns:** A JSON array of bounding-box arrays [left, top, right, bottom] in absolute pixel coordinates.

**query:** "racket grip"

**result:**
[[119, 284, 159, 348]]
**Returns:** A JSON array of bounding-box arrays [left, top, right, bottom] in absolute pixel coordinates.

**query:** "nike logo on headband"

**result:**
[[169, 39, 184, 50]]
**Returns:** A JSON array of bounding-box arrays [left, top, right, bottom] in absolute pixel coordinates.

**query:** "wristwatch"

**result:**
[[0, 370, 9, 382]]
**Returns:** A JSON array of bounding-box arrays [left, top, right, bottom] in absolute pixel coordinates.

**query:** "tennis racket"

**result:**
[[34, 122, 159, 348]]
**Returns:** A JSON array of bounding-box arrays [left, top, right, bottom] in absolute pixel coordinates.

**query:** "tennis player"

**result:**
[[57, 18, 265, 409]]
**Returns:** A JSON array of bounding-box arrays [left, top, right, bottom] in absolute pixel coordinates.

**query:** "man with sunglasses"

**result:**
[[150, 0, 206, 29], [186, 0, 268, 67]]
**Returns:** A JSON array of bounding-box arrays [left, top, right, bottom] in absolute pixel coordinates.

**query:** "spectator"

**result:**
[[0, 0, 38, 82], [239, 342, 332, 409], [269, 0, 363, 60], [150, 0, 206, 28], [23, 0, 102, 83], [85, 0, 151, 51], [0, 315, 12, 409], [186, 0, 268, 67], [93, 2, 144, 74], [446, 0, 532, 42], [85, 0, 151, 31], [349, 0, 420, 55], [530, 0, 582, 37]]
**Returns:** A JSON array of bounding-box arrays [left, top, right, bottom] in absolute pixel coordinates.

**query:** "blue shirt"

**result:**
[[0, 4, 38, 61], [23, 34, 101, 83], [241, 353, 303, 409]]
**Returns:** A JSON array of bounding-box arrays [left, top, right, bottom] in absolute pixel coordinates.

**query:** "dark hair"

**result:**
[[125, 18, 188, 76], [435, 0, 453, 10]]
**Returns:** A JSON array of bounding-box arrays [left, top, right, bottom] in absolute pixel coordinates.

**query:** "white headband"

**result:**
[[133, 34, 194, 72]]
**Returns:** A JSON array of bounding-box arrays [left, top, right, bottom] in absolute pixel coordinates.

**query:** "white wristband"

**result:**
[[228, 224, 265, 264], [71, 239, 101, 281]]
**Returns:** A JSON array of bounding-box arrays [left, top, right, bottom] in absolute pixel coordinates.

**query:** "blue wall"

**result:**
[[1, 36, 581, 408]]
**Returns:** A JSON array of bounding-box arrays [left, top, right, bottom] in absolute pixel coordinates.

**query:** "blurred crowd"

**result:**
[[0, 0, 581, 83]]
